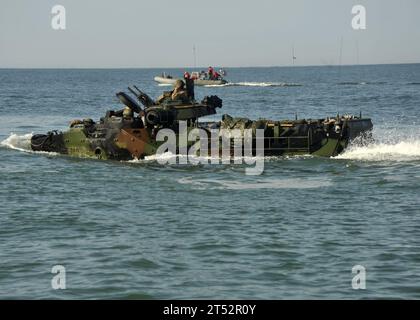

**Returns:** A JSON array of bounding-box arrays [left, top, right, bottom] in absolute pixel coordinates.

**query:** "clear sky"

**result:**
[[0, 0, 419, 68]]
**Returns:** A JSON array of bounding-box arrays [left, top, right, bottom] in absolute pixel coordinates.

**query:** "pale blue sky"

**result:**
[[0, 0, 419, 67]]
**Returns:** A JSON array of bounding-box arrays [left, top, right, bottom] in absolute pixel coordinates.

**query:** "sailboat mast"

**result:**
[[193, 45, 197, 68], [292, 46, 296, 66]]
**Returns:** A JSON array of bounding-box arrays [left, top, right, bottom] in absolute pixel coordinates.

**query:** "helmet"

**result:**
[[174, 79, 184, 89], [123, 107, 133, 118]]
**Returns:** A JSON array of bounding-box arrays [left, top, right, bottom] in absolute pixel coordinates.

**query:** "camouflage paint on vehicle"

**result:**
[[30, 85, 373, 160]]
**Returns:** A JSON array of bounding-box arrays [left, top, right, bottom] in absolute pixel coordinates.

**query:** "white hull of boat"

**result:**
[[154, 76, 227, 86]]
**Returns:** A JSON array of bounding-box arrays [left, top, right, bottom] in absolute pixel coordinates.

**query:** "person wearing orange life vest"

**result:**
[[208, 66, 215, 80]]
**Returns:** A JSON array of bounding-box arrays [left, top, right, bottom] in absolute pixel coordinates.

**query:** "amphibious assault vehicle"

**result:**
[[30, 84, 373, 160]]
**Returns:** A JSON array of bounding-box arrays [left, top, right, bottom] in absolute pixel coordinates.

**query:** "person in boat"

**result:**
[[161, 72, 172, 79], [208, 66, 215, 80]]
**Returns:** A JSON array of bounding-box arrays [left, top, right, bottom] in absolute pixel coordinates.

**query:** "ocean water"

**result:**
[[0, 65, 419, 299]]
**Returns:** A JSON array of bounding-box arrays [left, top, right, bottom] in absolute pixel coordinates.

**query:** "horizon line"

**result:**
[[1, 62, 420, 70]]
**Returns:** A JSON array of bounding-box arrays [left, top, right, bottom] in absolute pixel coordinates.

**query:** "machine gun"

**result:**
[[116, 92, 142, 114], [128, 85, 155, 108]]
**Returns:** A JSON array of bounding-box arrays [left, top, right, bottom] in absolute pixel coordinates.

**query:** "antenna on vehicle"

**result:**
[[337, 36, 344, 115], [193, 44, 197, 68]]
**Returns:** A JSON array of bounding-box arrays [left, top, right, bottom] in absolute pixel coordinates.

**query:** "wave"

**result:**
[[335, 140, 420, 162], [338, 81, 420, 86], [129, 151, 268, 164], [205, 82, 302, 88], [177, 177, 332, 190], [337, 81, 387, 86]]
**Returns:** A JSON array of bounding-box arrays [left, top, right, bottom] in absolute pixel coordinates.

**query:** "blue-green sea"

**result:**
[[1, 65, 420, 299]]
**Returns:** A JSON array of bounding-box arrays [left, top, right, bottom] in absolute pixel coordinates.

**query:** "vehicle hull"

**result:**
[[31, 117, 373, 161]]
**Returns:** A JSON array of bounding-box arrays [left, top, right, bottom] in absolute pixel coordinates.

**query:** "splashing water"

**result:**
[[335, 140, 420, 161], [0, 133, 33, 152], [334, 125, 420, 162], [1, 133, 59, 156]]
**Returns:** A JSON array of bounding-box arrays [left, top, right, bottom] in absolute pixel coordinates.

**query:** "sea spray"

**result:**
[[335, 140, 420, 161], [1, 133, 59, 156], [0, 133, 33, 152], [335, 125, 420, 162]]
